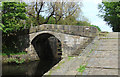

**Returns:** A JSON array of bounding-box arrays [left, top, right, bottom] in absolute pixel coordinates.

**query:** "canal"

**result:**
[[2, 58, 61, 77]]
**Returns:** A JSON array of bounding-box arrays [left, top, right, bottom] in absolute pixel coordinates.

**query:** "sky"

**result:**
[[81, 0, 113, 32]]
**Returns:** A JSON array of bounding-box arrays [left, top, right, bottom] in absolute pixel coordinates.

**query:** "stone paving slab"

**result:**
[[99, 43, 118, 45], [97, 46, 118, 49], [86, 57, 118, 69], [81, 68, 118, 75], [91, 51, 118, 58], [97, 48, 118, 51], [81, 32, 119, 75], [99, 40, 118, 43]]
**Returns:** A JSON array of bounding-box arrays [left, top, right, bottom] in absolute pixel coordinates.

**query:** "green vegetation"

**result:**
[[1, 2, 27, 33], [6, 58, 25, 64], [77, 64, 87, 74], [98, 2, 120, 32], [68, 56, 74, 61], [89, 49, 93, 54], [2, 51, 26, 56], [87, 49, 93, 57]]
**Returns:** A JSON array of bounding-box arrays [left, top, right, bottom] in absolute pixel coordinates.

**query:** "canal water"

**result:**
[[2, 59, 61, 77]]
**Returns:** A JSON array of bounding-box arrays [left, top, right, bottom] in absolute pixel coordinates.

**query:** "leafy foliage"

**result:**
[[2, 2, 28, 54], [1, 2, 27, 33], [98, 2, 120, 32]]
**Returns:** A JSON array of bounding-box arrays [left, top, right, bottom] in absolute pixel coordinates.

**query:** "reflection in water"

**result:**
[[2, 58, 61, 77]]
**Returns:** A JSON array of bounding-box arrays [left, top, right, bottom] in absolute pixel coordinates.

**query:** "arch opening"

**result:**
[[31, 33, 62, 60]]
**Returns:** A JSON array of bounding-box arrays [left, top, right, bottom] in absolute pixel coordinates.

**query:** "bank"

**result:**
[[2, 53, 40, 64]]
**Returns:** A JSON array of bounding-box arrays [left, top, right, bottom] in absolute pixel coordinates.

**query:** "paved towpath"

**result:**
[[44, 32, 119, 76], [79, 32, 119, 75]]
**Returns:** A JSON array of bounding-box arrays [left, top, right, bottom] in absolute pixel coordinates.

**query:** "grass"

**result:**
[[89, 49, 93, 54], [77, 64, 87, 74], [68, 56, 73, 61], [87, 49, 94, 57], [2, 51, 27, 56]]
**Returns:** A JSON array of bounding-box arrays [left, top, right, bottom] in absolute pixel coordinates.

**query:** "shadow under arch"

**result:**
[[31, 33, 62, 60]]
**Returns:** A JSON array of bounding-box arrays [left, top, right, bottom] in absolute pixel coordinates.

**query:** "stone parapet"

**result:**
[[29, 24, 98, 38]]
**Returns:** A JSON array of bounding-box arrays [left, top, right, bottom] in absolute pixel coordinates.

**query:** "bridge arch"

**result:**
[[31, 33, 62, 60]]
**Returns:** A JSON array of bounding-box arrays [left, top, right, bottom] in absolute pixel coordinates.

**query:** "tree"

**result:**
[[48, 2, 82, 24], [1, 2, 28, 54], [1, 2, 27, 33], [27, 1, 82, 25], [98, 2, 120, 32]]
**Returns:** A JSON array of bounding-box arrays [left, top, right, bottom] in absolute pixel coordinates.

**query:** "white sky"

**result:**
[[81, 0, 113, 32]]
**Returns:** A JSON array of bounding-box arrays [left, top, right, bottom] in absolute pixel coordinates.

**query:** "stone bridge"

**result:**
[[22, 24, 98, 60]]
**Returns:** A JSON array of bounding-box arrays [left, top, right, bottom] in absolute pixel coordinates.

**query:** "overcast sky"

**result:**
[[81, 0, 113, 32]]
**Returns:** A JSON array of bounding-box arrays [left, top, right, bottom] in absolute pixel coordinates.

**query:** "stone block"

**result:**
[[39, 25, 45, 31], [63, 25, 69, 34], [46, 24, 52, 31], [57, 25, 64, 33], [83, 26, 90, 37], [78, 26, 84, 36], [69, 25, 75, 35], [44, 24, 50, 31]]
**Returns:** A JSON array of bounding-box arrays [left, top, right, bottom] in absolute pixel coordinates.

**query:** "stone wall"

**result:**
[[29, 24, 98, 38]]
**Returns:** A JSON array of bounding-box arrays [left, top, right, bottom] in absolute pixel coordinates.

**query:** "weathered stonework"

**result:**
[[27, 31, 89, 57], [25, 24, 98, 59], [29, 24, 98, 38]]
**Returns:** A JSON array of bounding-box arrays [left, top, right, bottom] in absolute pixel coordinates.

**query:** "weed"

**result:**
[[77, 64, 87, 74], [90, 49, 93, 54], [68, 56, 73, 61]]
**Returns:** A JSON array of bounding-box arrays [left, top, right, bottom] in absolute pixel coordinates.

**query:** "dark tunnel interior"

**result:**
[[31, 33, 62, 60]]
